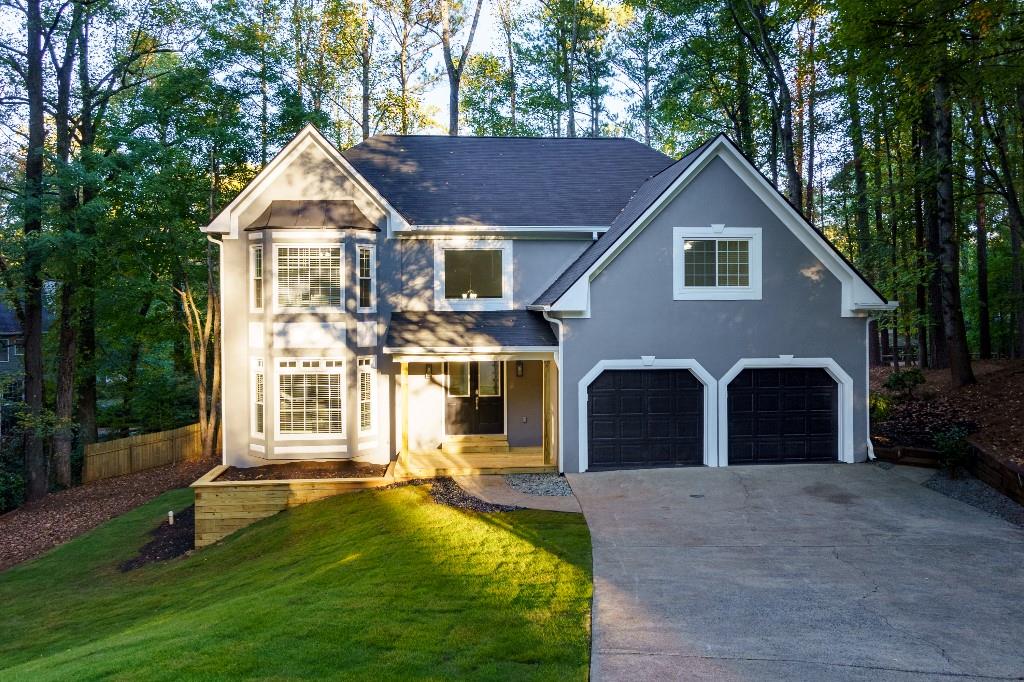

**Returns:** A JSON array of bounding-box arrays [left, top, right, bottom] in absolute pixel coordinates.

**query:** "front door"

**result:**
[[445, 361, 504, 435]]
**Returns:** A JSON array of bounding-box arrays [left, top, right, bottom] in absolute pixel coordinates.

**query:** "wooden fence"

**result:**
[[83, 423, 202, 483]]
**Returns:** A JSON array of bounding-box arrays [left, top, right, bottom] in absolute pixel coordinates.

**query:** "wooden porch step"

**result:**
[[442, 435, 510, 455], [395, 448, 552, 479]]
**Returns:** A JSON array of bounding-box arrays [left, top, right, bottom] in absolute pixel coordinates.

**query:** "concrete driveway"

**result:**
[[567, 464, 1024, 681]]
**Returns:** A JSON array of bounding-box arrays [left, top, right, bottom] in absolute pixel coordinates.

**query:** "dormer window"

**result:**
[[433, 239, 513, 311]]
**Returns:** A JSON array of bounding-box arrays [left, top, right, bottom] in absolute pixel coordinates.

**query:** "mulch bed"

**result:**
[[217, 461, 388, 481], [0, 457, 216, 572], [119, 505, 196, 572], [871, 360, 1024, 466]]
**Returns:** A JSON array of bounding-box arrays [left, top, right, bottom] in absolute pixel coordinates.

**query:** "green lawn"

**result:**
[[0, 484, 592, 681]]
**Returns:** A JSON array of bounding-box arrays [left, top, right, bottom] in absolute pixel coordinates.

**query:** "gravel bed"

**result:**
[[429, 478, 520, 512], [924, 470, 1024, 527], [504, 473, 574, 497]]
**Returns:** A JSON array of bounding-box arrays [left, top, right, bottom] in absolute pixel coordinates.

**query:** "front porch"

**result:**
[[394, 447, 555, 478]]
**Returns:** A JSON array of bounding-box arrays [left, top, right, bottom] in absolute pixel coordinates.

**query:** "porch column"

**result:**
[[400, 361, 409, 455]]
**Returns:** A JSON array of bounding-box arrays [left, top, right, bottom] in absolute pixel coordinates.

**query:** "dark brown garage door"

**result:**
[[728, 368, 838, 464], [587, 369, 704, 469]]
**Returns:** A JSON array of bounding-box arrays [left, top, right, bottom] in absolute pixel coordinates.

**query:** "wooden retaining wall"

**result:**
[[190, 464, 394, 547], [83, 423, 202, 483], [969, 439, 1024, 507]]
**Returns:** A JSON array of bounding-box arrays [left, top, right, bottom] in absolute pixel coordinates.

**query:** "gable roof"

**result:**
[[533, 139, 716, 307], [204, 125, 405, 237], [341, 135, 675, 226], [531, 134, 893, 316]]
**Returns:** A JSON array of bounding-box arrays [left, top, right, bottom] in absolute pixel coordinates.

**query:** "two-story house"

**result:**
[[202, 125, 893, 475]]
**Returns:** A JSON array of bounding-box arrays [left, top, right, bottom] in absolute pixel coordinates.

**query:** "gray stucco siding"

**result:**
[[557, 157, 869, 473]]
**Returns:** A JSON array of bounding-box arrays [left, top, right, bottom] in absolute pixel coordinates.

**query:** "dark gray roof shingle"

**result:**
[[384, 311, 557, 350], [532, 137, 717, 306], [342, 135, 674, 226]]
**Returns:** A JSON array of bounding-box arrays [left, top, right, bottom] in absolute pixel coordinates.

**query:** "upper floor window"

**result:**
[[356, 244, 376, 313], [673, 226, 762, 301], [250, 245, 264, 311], [276, 245, 343, 311], [433, 239, 512, 311]]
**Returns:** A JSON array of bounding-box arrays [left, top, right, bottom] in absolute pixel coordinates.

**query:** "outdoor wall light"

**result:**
[[425, 364, 432, 379], [515, 360, 524, 377]]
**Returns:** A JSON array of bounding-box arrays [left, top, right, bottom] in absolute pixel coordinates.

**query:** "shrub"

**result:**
[[883, 368, 926, 399], [933, 425, 972, 477], [0, 466, 24, 513], [869, 393, 892, 422]]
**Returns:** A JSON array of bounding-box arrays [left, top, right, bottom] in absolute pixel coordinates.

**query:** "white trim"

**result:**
[[250, 443, 266, 453], [672, 226, 762, 300], [432, 238, 513, 311], [383, 345, 556, 355], [576, 359, 718, 473], [402, 224, 610, 233], [717, 357, 855, 466], [249, 244, 264, 313], [272, 242, 345, 314], [204, 124, 406, 238], [274, 357, 346, 441], [274, 444, 349, 455], [542, 311, 565, 473], [390, 352, 553, 363], [547, 137, 892, 316], [13, 342, 22, 356], [355, 243, 377, 313], [865, 321, 876, 461], [251, 357, 265, 439]]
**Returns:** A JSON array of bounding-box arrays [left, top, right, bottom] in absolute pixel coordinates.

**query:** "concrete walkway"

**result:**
[[453, 475, 581, 513], [567, 464, 1024, 681]]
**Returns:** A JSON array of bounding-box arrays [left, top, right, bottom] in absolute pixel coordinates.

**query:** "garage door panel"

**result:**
[[728, 368, 838, 464], [588, 369, 704, 470]]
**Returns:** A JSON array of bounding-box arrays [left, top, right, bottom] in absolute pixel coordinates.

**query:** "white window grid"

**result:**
[[275, 357, 346, 439], [356, 244, 376, 313], [358, 357, 375, 434], [250, 245, 264, 312], [274, 244, 344, 312]]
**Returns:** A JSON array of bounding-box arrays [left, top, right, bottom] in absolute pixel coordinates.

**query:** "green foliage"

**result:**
[[883, 369, 926, 399], [0, 486, 594, 680], [933, 425, 972, 476], [869, 392, 892, 423]]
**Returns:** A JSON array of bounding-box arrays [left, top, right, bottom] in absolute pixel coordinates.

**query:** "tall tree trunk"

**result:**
[[496, 0, 517, 131], [735, 34, 754, 158], [804, 16, 816, 220], [921, 99, 948, 368], [847, 70, 871, 271], [912, 126, 929, 368], [972, 107, 991, 359], [52, 285, 76, 487], [22, 0, 47, 500], [439, 0, 484, 136], [932, 77, 975, 386]]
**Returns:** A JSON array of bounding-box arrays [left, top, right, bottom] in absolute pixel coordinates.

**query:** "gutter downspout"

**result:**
[[541, 308, 565, 475], [865, 317, 876, 461], [207, 234, 226, 466]]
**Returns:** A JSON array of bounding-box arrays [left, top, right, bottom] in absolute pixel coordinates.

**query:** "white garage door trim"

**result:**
[[718, 357, 854, 466], [578, 359, 718, 472]]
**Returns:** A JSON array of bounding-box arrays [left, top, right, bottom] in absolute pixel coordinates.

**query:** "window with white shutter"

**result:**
[[277, 358, 345, 438], [358, 357, 374, 433], [356, 245, 375, 313], [250, 245, 264, 311], [276, 245, 343, 310], [252, 358, 265, 437]]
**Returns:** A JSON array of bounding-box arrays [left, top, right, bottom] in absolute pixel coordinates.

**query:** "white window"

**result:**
[[433, 239, 513, 311], [673, 226, 762, 300], [276, 358, 345, 439], [250, 245, 264, 311], [0, 341, 9, 363], [275, 245, 343, 311], [356, 244, 376, 313], [358, 357, 375, 434], [13, 342, 23, 356], [252, 358, 265, 438]]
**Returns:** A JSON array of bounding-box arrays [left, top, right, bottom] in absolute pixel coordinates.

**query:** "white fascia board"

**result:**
[[549, 136, 891, 316], [203, 124, 407, 239], [396, 224, 609, 233], [383, 345, 557, 354]]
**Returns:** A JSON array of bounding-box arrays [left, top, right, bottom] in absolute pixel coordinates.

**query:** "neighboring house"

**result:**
[[0, 302, 25, 401], [202, 125, 894, 475]]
